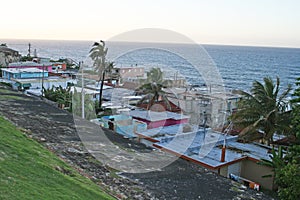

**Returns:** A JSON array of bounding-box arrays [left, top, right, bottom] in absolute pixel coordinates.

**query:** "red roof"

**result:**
[[137, 100, 182, 113]]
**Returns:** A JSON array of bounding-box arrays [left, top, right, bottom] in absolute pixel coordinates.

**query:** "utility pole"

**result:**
[[41, 64, 45, 98], [80, 61, 85, 119]]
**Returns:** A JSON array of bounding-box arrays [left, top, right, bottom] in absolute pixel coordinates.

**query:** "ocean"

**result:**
[[2, 39, 300, 92]]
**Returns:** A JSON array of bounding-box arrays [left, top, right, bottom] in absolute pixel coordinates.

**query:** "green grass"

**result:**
[[0, 116, 115, 200]]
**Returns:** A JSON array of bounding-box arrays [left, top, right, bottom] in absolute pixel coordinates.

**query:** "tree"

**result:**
[[259, 146, 285, 189], [260, 146, 300, 199], [137, 68, 171, 110], [140, 67, 169, 85], [259, 77, 300, 199], [43, 86, 71, 108], [231, 77, 292, 144], [71, 89, 96, 120], [291, 77, 300, 140], [276, 161, 300, 200], [89, 40, 108, 110]]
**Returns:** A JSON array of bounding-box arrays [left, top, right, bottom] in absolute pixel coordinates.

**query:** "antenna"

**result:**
[[27, 43, 31, 57]]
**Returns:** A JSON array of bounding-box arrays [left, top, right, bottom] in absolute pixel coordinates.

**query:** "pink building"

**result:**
[[129, 110, 189, 129], [9, 61, 52, 72]]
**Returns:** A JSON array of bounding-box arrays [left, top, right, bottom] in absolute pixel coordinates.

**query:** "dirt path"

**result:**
[[0, 85, 275, 200]]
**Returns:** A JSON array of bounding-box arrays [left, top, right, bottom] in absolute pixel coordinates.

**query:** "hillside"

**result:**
[[0, 116, 114, 200], [0, 85, 275, 200]]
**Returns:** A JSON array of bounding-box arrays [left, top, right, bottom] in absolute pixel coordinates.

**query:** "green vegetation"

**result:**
[[231, 77, 292, 144], [89, 40, 108, 109], [291, 77, 300, 140], [0, 82, 12, 88], [137, 67, 171, 110], [20, 55, 32, 62], [43, 86, 71, 108], [89, 40, 116, 110], [233, 76, 300, 199], [0, 116, 114, 200], [71, 89, 97, 120]]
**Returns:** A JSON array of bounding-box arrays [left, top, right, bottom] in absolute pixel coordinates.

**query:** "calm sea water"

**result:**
[[2, 39, 300, 92]]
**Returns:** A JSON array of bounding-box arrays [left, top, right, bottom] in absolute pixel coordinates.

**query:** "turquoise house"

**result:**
[[101, 115, 147, 138], [1, 68, 48, 80]]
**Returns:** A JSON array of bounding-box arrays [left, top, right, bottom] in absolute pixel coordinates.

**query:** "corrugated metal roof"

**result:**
[[154, 130, 272, 168]]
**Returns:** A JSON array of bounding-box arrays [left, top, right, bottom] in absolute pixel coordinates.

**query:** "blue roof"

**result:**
[[152, 130, 272, 168]]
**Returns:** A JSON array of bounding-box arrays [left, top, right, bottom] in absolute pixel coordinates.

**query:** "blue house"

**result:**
[[1, 68, 48, 80]]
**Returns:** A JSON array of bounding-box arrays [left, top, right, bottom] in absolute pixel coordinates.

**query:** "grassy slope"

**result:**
[[0, 116, 114, 200]]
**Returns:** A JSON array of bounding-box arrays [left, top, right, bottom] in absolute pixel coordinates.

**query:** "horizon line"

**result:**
[[1, 37, 300, 50]]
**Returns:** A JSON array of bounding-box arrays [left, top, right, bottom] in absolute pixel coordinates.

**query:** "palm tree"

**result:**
[[137, 67, 171, 110], [89, 40, 108, 109], [105, 61, 117, 84], [140, 67, 169, 85], [291, 77, 300, 141], [138, 82, 171, 110], [231, 76, 292, 145]]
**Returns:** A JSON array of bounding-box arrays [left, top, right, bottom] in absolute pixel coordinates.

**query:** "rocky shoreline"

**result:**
[[0, 84, 275, 200]]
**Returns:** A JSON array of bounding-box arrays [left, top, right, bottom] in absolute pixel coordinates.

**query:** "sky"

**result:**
[[1, 0, 300, 47]]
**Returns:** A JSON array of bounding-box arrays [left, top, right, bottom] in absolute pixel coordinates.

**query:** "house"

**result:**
[[92, 114, 147, 138], [1, 67, 73, 91], [14, 76, 74, 91], [144, 128, 275, 190], [164, 87, 241, 128], [119, 66, 145, 79], [51, 62, 67, 72], [137, 100, 182, 113], [136, 123, 197, 146], [1, 68, 48, 80], [8, 61, 53, 72], [85, 84, 113, 101], [128, 110, 189, 129]]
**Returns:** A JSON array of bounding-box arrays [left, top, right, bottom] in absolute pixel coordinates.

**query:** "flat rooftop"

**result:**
[[13, 77, 71, 83], [9, 61, 52, 67], [151, 130, 272, 169], [1, 67, 44, 73]]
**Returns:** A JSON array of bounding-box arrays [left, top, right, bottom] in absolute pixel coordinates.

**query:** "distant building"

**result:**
[[1, 68, 48, 80], [95, 114, 147, 138], [119, 66, 145, 79], [0, 46, 21, 67], [15, 76, 73, 91], [51, 62, 67, 72], [8, 61, 53, 72], [1, 67, 74, 91], [164, 87, 241, 128]]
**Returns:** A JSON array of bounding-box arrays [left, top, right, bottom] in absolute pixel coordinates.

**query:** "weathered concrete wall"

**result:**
[[241, 159, 274, 190]]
